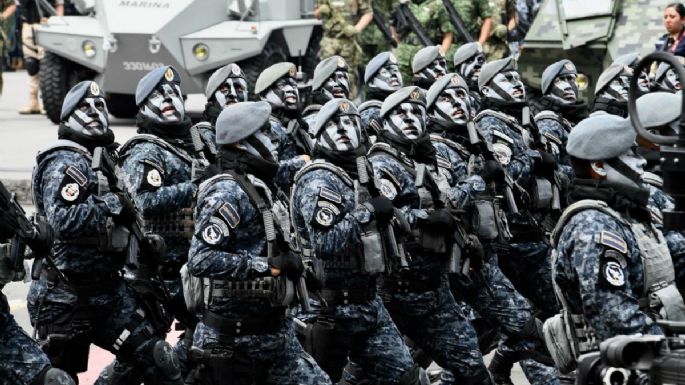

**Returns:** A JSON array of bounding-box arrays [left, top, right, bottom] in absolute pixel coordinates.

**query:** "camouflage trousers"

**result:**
[[319, 36, 362, 99], [190, 318, 332, 384], [0, 292, 51, 385], [382, 278, 489, 383], [27, 276, 176, 383], [395, 43, 422, 89]]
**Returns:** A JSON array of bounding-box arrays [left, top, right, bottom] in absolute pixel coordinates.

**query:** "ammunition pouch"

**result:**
[[202, 309, 286, 336], [55, 218, 130, 254], [531, 177, 553, 210], [206, 276, 295, 308], [642, 282, 685, 321], [126, 278, 174, 335], [37, 305, 94, 374], [360, 220, 386, 275], [470, 199, 504, 241], [542, 310, 590, 374], [143, 208, 194, 239]]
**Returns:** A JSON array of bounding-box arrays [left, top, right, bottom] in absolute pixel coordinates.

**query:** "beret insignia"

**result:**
[[164, 67, 175, 82], [90, 82, 100, 96]]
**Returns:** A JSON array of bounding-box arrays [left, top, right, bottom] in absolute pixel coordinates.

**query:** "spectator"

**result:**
[[0, 0, 16, 95], [656, 2, 685, 56]]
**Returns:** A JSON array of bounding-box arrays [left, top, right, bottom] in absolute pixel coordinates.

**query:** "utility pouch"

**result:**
[[471, 200, 500, 240], [97, 219, 130, 253], [542, 310, 577, 374], [360, 221, 385, 274], [181, 263, 204, 314], [269, 276, 295, 307], [127, 278, 173, 333], [420, 230, 447, 254], [446, 242, 462, 274], [649, 283, 685, 321], [532, 177, 553, 210]]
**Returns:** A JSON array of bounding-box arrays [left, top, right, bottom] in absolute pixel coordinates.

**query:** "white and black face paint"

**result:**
[[214, 77, 248, 108], [417, 58, 448, 82], [236, 123, 280, 162], [637, 70, 651, 94], [600, 75, 630, 102], [318, 115, 362, 152], [485, 70, 525, 102], [323, 70, 350, 100], [141, 83, 185, 123], [264, 77, 299, 110], [370, 64, 403, 91], [658, 68, 681, 93], [604, 148, 647, 189], [384, 102, 426, 140], [431, 88, 471, 127], [459, 53, 485, 85], [547, 74, 578, 104], [67, 96, 110, 137]]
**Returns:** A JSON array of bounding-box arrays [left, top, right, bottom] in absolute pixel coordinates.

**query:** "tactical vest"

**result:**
[[181, 173, 294, 314], [290, 158, 386, 275], [118, 134, 205, 240], [32, 140, 130, 254], [534, 110, 572, 134], [543, 199, 685, 373], [190, 121, 218, 160]]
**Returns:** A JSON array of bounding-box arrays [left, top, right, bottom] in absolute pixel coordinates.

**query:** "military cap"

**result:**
[[364, 51, 397, 84], [613, 52, 640, 68], [478, 57, 516, 90], [654, 57, 684, 82], [310, 98, 360, 138], [412, 45, 443, 74], [380, 86, 426, 118], [255, 62, 297, 95], [215, 101, 272, 145], [61, 81, 105, 120], [426, 73, 468, 109], [594, 64, 629, 95], [205, 63, 245, 99], [635, 92, 681, 128], [313, 56, 347, 91], [567, 114, 635, 160], [453, 42, 483, 68], [135, 65, 181, 106], [541, 60, 577, 94]]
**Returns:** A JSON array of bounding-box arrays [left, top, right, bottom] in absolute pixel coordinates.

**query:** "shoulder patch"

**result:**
[[218, 202, 241, 229], [318, 186, 342, 204], [599, 230, 628, 254], [201, 216, 230, 245], [313, 203, 338, 228], [65, 166, 87, 187], [436, 155, 452, 170], [378, 178, 398, 200], [60, 182, 80, 202], [601, 259, 626, 288]]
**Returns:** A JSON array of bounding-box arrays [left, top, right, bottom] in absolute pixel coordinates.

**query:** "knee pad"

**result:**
[[151, 340, 182, 383], [398, 364, 421, 385], [37, 368, 76, 385]]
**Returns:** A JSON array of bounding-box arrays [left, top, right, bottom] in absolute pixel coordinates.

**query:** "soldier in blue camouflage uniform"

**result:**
[[290, 98, 420, 384], [591, 64, 632, 118], [28, 80, 183, 384], [359, 52, 403, 140], [118, 66, 215, 378], [475, 58, 560, 385], [652, 58, 684, 94], [184, 101, 331, 385], [411, 45, 448, 90], [307, 56, 352, 129], [0, 204, 75, 385], [452, 43, 486, 115], [368, 86, 492, 385], [547, 113, 685, 375]]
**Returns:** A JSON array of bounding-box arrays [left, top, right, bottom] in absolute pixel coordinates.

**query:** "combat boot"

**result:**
[[487, 349, 516, 385], [19, 96, 43, 115]]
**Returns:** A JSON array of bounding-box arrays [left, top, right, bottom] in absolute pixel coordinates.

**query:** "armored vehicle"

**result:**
[[35, 0, 322, 123], [518, 0, 663, 100]]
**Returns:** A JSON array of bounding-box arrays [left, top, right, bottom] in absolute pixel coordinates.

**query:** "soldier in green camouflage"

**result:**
[[0, 0, 17, 95], [391, 0, 453, 88], [359, 0, 394, 65], [483, 0, 516, 60], [316, 0, 374, 99], [450, 0, 493, 46]]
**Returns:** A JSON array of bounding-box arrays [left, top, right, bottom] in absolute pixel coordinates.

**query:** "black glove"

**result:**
[[367, 196, 394, 223], [192, 164, 221, 186], [480, 159, 505, 184], [269, 252, 304, 281], [425, 208, 455, 231], [534, 151, 556, 178], [114, 193, 137, 226]]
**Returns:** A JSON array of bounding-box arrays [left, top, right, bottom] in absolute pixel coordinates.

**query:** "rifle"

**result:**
[[441, 0, 474, 43], [395, 3, 433, 46], [372, 6, 398, 48], [91, 147, 166, 269]]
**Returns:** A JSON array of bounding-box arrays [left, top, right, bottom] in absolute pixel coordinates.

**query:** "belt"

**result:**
[[382, 277, 440, 294], [507, 224, 545, 243], [202, 310, 285, 336], [44, 268, 121, 293], [319, 286, 377, 306]]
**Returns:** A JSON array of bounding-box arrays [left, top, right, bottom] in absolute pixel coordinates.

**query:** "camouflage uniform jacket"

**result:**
[[32, 140, 124, 277], [318, 0, 372, 38], [647, 185, 685, 262], [359, 99, 383, 138], [269, 116, 307, 189], [452, 0, 493, 40], [534, 111, 573, 181]]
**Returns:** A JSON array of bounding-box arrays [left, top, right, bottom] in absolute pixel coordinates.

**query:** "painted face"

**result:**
[[637, 70, 651, 93], [604, 148, 647, 189], [548, 74, 578, 104], [318, 114, 362, 152], [214, 77, 248, 108], [236, 123, 280, 162], [601, 75, 630, 102], [67, 96, 110, 137], [384, 102, 426, 140], [141, 83, 185, 123], [431, 87, 471, 126], [417, 57, 448, 82], [264, 76, 299, 110], [323, 70, 350, 100], [370, 63, 403, 91], [659, 68, 681, 92], [459, 53, 486, 85], [484, 70, 525, 102]]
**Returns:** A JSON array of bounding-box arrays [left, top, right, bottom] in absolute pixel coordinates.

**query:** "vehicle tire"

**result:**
[[107, 93, 138, 119], [239, 38, 289, 99], [40, 52, 93, 124]]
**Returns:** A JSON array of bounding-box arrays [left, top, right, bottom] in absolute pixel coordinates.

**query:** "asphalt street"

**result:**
[[0, 70, 530, 385]]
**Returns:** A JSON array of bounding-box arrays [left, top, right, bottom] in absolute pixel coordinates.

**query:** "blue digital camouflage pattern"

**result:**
[[188, 175, 331, 384], [647, 185, 685, 292], [553, 209, 664, 340], [291, 163, 417, 383], [270, 117, 307, 189], [360, 104, 383, 137], [430, 135, 487, 208], [0, 292, 51, 385], [535, 114, 573, 181]]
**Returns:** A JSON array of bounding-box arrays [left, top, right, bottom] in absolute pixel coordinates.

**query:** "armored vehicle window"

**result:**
[[561, 0, 614, 20]]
